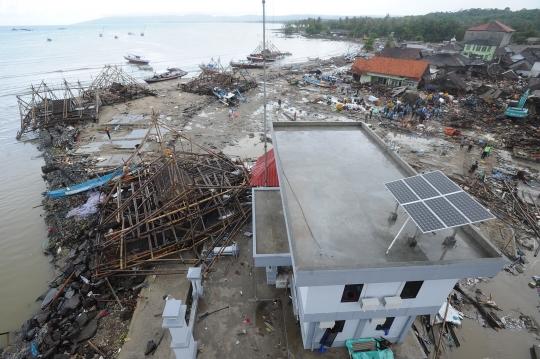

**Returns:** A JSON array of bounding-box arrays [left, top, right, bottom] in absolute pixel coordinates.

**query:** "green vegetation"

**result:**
[[287, 8, 540, 43], [281, 23, 297, 35], [385, 34, 394, 48], [363, 33, 376, 52]]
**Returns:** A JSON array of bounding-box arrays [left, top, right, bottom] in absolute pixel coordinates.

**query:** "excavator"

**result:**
[[505, 88, 530, 118]]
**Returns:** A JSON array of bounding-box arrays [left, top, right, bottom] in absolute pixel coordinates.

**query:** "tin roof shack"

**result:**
[[253, 122, 507, 350], [463, 21, 515, 48], [427, 72, 472, 95], [376, 47, 424, 60], [349, 57, 430, 89], [425, 53, 472, 75]]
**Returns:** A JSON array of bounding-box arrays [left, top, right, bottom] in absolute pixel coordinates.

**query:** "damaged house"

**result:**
[[349, 57, 430, 89]]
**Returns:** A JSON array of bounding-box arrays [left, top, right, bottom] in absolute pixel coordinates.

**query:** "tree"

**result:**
[[282, 23, 296, 35], [385, 34, 394, 48]]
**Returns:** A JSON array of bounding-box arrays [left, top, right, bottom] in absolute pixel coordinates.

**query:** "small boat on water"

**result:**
[[114, 36, 118, 39], [212, 87, 240, 106], [230, 60, 270, 69], [141, 25, 146, 36], [307, 57, 319, 61], [144, 68, 188, 83], [303, 75, 338, 89], [128, 32, 134, 35], [99, 27, 104, 37], [124, 54, 150, 64], [47, 38, 52, 42], [246, 55, 277, 63]]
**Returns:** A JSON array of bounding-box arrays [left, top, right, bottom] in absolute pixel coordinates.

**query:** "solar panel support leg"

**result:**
[[389, 202, 399, 221], [386, 217, 410, 255], [444, 228, 459, 246], [407, 226, 421, 247]]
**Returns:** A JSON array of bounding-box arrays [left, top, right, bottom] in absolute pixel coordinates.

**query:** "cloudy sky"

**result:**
[[1, 0, 538, 26]]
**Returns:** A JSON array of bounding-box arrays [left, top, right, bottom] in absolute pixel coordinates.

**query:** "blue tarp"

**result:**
[[345, 338, 394, 359]]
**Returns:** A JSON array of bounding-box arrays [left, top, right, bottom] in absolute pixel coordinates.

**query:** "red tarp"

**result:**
[[250, 148, 279, 187]]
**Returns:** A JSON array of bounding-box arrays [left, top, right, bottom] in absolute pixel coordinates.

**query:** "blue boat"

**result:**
[[303, 75, 338, 89], [212, 87, 240, 106], [43, 168, 134, 198]]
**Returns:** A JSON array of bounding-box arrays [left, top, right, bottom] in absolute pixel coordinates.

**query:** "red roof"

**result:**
[[349, 57, 430, 82], [250, 148, 279, 187], [467, 21, 515, 33]]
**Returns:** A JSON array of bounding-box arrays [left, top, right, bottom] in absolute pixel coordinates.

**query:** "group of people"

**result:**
[[463, 137, 494, 174]]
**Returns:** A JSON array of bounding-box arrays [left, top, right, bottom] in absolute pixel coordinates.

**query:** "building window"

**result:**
[[465, 44, 470, 50], [341, 284, 364, 302], [376, 317, 395, 331], [400, 281, 423, 299], [481, 46, 487, 52]]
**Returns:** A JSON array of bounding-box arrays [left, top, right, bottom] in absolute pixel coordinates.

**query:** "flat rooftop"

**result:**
[[254, 188, 290, 255], [271, 122, 503, 272]]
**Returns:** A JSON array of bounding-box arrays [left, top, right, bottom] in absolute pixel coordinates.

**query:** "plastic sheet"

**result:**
[[66, 192, 104, 218]]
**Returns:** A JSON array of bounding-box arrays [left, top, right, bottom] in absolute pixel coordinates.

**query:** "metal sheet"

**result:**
[[403, 176, 440, 199], [403, 202, 446, 232], [385, 180, 419, 204], [422, 171, 462, 195], [425, 197, 470, 227], [445, 192, 494, 223]]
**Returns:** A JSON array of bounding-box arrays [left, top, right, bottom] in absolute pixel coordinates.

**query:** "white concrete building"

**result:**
[[253, 122, 507, 350]]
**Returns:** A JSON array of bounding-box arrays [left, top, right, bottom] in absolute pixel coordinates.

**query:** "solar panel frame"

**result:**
[[384, 180, 420, 205], [403, 202, 446, 232]]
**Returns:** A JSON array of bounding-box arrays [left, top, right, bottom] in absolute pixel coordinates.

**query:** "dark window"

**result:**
[[319, 320, 345, 347], [376, 317, 395, 331], [341, 284, 364, 302], [400, 281, 424, 299]]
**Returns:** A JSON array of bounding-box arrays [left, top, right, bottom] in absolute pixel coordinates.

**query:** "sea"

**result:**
[[0, 22, 354, 340]]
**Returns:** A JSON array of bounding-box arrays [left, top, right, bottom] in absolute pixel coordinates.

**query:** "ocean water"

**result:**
[[0, 22, 353, 338]]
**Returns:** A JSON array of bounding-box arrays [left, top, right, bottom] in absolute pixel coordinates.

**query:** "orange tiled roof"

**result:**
[[349, 57, 430, 82], [467, 21, 515, 33]]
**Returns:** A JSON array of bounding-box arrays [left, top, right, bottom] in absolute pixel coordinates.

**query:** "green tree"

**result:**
[[385, 34, 394, 48]]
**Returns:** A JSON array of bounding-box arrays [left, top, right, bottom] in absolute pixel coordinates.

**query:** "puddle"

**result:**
[[223, 136, 273, 159]]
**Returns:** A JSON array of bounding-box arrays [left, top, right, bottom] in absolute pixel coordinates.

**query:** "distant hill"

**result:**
[[77, 14, 365, 25]]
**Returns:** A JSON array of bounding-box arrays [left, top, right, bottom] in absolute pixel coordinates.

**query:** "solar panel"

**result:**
[[385, 180, 419, 204], [403, 202, 445, 232], [445, 192, 495, 222], [422, 171, 462, 195], [403, 176, 439, 200], [385, 171, 494, 233], [425, 197, 470, 227]]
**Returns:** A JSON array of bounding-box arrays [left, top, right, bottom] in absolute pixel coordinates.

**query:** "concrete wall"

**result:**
[[463, 30, 513, 47]]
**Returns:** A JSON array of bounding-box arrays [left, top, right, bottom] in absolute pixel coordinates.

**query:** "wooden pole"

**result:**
[[433, 294, 451, 359], [45, 270, 76, 310], [106, 278, 124, 310]]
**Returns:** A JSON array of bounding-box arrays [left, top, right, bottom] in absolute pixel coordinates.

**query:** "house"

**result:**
[[462, 21, 515, 48], [425, 53, 472, 74], [376, 47, 423, 60], [349, 57, 430, 88], [462, 39, 498, 61], [252, 122, 507, 350], [427, 72, 472, 95]]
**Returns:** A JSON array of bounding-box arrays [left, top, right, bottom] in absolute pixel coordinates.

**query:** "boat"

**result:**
[[99, 27, 104, 37], [128, 32, 134, 35], [124, 54, 150, 64], [47, 38, 52, 42], [144, 68, 188, 83], [307, 57, 319, 61], [43, 168, 136, 198], [199, 63, 218, 74], [246, 55, 277, 63], [115, 36, 118, 39], [230, 60, 269, 69], [303, 75, 338, 89], [288, 77, 300, 85], [212, 87, 240, 106], [141, 25, 146, 36]]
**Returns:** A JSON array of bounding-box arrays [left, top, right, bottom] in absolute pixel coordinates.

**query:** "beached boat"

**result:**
[[43, 168, 136, 198], [144, 68, 188, 83], [199, 63, 218, 74], [303, 75, 338, 89], [307, 57, 319, 61], [212, 87, 240, 106], [124, 54, 150, 64], [230, 60, 269, 69], [246, 55, 277, 63], [288, 77, 301, 85]]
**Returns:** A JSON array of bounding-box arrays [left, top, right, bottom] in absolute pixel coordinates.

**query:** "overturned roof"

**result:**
[[350, 57, 429, 82], [377, 47, 423, 60], [465, 39, 498, 46], [426, 53, 472, 68], [467, 21, 515, 33], [428, 72, 472, 91]]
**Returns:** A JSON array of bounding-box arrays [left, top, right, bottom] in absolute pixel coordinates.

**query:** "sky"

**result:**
[[1, 0, 538, 26]]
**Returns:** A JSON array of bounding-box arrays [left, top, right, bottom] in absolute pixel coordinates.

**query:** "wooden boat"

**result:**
[[47, 38, 52, 42], [303, 75, 338, 89], [144, 68, 188, 83], [212, 87, 239, 106], [43, 168, 136, 198], [199, 63, 218, 74], [246, 55, 277, 63], [124, 54, 150, 64], [288, 77, 300, 85], [307, 57, 319, 61], [115, 36, 118, 39], [141, 25, 146, 36], [230, 60, 269, 69], [128, 32, 134, 35], [99, 27, 104, 37]]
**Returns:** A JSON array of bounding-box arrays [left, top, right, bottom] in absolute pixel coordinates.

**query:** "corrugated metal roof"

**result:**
[[250, 148, 279, 187]]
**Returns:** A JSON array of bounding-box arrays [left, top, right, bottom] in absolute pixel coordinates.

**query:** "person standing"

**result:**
[[460, 137, 467, 149], [278, 98, 282, 109], [105, 126, 111, 140], [467, 139, 474, 153], [294, 111, 297, 121], [228, 108, 233, 118], [481, 144, 490, 159], [469, 160, 479, 174]]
